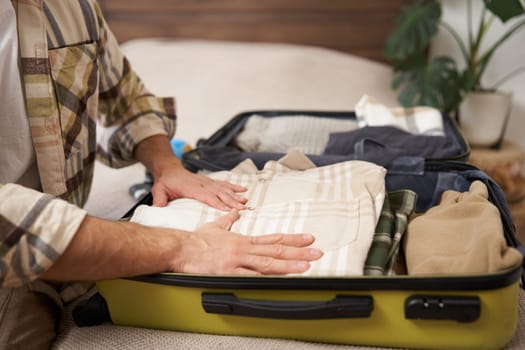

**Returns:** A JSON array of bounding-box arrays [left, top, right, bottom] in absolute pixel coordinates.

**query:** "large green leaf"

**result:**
[[384, 0, 441, 61], [392, 56, 462, 112], [484, 0, 524, 22]]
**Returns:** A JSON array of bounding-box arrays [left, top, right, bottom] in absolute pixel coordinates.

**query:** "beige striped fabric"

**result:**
[[1, 0, 176, 301], [234, 114, 358, 155], [355, 94, 445, 136], [132, 152, 386, 276]]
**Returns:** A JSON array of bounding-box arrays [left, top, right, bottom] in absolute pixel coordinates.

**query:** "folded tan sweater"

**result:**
[[404, 181, 522, 275]]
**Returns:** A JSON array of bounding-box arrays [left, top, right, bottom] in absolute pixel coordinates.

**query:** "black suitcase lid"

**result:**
[[184, 110, 470, 174]]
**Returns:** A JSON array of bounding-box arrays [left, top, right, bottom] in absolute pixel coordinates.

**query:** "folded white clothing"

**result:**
[[355, 94, 445, 136], [131, 151, 386, 276], [234, 115, 358, 155]]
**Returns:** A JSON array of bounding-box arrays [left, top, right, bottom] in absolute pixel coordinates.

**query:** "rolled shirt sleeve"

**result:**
[[0, 184, 87, 288], [93, 1, 176, 168]]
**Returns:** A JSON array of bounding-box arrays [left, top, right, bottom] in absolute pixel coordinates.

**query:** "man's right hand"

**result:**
[[40, 210, 323, 283]]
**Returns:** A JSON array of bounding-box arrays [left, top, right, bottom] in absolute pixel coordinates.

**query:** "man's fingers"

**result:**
[[212, 209, 240, 230], [201, 195, 230, 211], [256, 244, 322, 261], [217, 192, 247, 210], [152, 186, 169, 207], [236, 234, 323, 275], [219, 181, 247, 193]]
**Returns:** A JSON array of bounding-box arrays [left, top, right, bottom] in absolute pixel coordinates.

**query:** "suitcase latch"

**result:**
[[404, 295, 480, 323]]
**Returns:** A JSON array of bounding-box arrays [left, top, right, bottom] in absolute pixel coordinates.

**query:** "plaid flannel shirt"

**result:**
[[364, 190, 417, 276], [1, 0, 176, 301]]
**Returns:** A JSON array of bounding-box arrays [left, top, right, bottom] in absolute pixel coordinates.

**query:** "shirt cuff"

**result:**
[[0, 184, 87, 287]]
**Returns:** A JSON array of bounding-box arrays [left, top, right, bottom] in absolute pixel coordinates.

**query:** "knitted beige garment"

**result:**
[[404, 180, 522, 275]]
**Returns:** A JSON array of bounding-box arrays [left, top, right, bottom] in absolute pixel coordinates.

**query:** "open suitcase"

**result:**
[[92, 110, 525, 350]]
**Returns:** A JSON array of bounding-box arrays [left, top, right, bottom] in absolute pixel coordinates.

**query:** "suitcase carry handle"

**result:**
[[201, 293, 373, 319]]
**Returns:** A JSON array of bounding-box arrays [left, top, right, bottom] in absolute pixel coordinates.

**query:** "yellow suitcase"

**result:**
[[97, 267, 521, 350], [90, 112, 522, 349], [94, 162, 524, 350]]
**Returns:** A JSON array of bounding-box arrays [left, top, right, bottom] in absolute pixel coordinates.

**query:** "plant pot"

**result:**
[[459, 90, 513, 149]]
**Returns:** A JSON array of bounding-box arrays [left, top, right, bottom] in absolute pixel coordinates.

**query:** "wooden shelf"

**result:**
[[469, 140, 525, 243], [97, 0, 409, 63]]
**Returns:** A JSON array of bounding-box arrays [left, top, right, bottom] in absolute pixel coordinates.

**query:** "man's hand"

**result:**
[[134, 135, 247, 210], [151, 161, 247, 210], [41, 210, 323, 282], [169, 209, 324, 275]]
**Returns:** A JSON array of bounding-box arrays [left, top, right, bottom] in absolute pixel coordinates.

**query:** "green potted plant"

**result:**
[[384, 0, 525, 148]]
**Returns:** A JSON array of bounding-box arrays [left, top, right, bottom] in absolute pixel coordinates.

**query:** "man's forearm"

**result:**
[[41, 211, 322, 280], [41, 215, 185, 281], [134, 134, 181, 179], [42, 135, 185, 281]]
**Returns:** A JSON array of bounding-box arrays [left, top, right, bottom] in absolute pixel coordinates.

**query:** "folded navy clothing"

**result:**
[[182, 125, 473, 213], [183, 146, 359, 172], [324, 126, 463, 160], [183, 144, 423, 173], [183, 146, 494, 213]]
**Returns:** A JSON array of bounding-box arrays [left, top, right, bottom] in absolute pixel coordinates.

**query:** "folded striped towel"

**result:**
[[355, 95, 445, 136], [234, 115, 358, 155]]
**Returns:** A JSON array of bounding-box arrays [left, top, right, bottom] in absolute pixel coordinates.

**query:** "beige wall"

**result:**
[[432, 0, 525, 149]]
